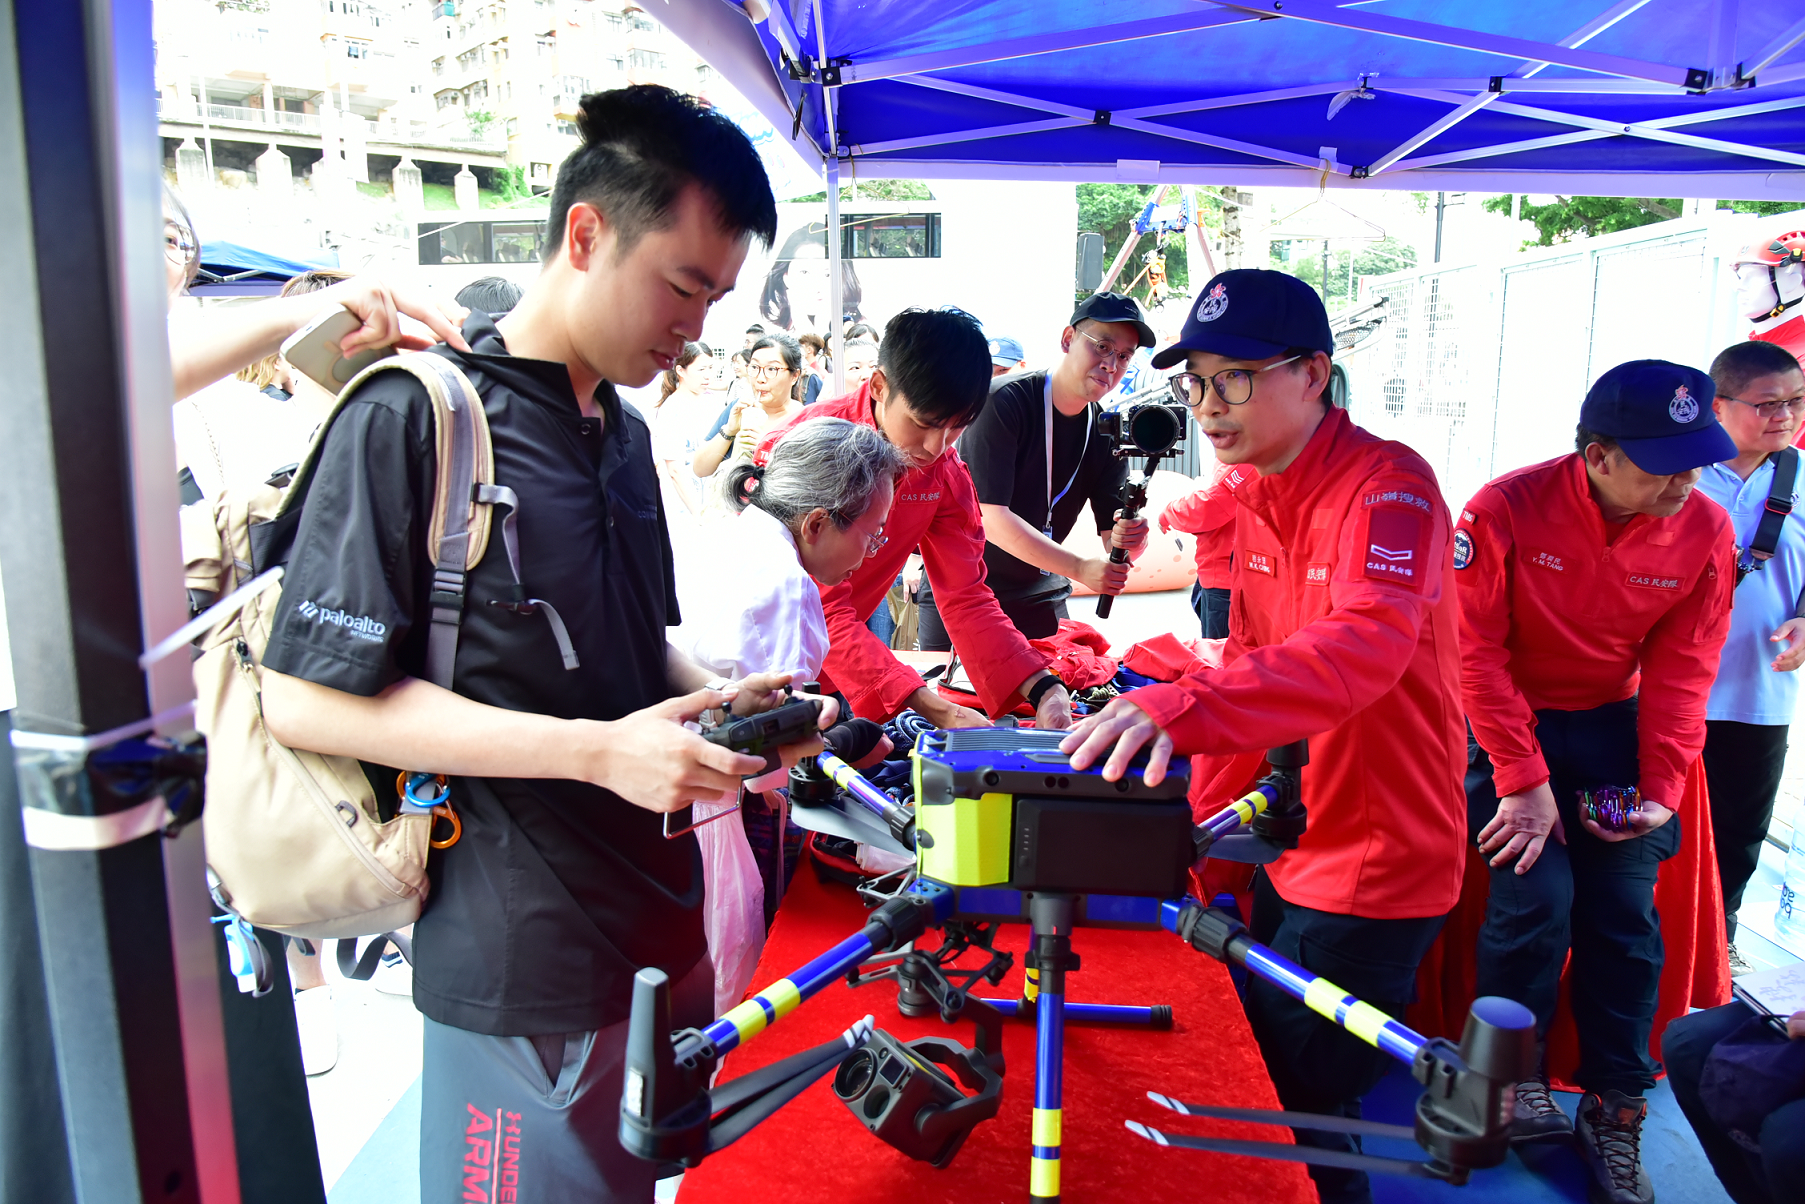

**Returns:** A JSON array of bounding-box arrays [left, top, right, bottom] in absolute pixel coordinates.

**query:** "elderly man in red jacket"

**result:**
[[1061, 270, 1466, 1204], [1455, 360, 1735, 1204], [759, 307, 1071, 730]]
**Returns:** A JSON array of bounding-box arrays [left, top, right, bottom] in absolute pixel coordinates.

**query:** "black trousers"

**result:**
[[915, 579, 1067, 652], [1701, 720, 1790, 941], [1190, 583, 1231, 639], [1665, 1000, 1805, 1204], [419, 958, 713, 1204], [1244, 871, 1447, 1204], [1466, 699, 1681, 1096]]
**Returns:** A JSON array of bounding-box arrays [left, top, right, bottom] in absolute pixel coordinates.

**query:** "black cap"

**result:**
[[1151, 269, 1333, 369], [1071, 291, 1155, 348], [1579, 359, 1735, 475]]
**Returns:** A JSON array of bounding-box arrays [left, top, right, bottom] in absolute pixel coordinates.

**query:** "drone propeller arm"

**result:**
[[1126, 1121, 1439, 1179]]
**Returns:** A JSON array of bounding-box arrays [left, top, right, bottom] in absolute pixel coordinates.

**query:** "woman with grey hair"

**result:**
[[667, 416, 905, 1016]]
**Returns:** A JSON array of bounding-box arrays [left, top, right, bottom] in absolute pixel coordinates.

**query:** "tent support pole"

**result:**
[[827, 155, 843, 393]]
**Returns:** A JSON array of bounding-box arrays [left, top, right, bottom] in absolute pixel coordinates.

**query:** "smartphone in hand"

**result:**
[[280, 304, 395, 394]]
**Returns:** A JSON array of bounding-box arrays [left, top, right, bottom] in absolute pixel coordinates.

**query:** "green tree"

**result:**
[[1076, 183, 1211, 307], [790, 178, 935, 203], [1287, 236, 1417, 310], [1486, 195, 1803, 248]]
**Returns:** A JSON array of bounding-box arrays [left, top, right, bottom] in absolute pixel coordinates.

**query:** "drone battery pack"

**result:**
[[911, 728, 1192, 892]]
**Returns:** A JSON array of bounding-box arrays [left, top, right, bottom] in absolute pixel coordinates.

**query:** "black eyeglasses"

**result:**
[[1168, 355, 1303, 407], [1726, 394, 1805, 419]]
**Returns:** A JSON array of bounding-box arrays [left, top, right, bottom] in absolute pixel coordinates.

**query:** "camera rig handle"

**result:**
[[1095, 455, 1157, 620], [1146, 898, 1534, 1184]]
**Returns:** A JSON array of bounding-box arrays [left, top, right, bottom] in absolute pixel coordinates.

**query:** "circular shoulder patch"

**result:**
[[1453, 528, 1474, 570]]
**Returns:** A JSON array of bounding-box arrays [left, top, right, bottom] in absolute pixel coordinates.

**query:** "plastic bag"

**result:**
[[695, 795, 766, 1018]]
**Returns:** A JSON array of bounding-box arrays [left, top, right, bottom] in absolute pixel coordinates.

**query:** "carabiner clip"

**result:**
[[396, 771, 463, 848], [429, 801, 462, 849], [396, 771, 451, 814]]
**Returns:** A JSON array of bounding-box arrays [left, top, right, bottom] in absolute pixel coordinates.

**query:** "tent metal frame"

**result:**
[[687, 0, 1805, 200]]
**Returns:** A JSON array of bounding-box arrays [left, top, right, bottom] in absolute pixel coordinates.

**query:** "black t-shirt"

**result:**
[[958, 370, 1128, 602], [261, 314, 699, 1037]]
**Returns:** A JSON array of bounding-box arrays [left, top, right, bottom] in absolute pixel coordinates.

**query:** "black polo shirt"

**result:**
[[958, 369, 1128, 604], [262, 313, 699, 1036]]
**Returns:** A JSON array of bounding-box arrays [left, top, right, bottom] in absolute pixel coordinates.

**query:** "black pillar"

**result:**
[[0, 0, 212, 1199]]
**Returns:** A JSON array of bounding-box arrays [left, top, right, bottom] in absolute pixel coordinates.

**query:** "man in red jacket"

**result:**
[[1159, 458, 1239, 638], [1062, 270, 1466, 1204], [758, 307, 1071, 729], [1456, 360, 1735, 1204]]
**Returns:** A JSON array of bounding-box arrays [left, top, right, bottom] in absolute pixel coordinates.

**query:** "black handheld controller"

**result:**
[[705, 697, 824, 775]]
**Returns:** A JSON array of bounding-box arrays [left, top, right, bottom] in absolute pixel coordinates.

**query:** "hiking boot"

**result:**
[[1728, 943, 1752, 975], [1576, 1090, 1654, 1204], [1509, 1073, 1573, 1142]]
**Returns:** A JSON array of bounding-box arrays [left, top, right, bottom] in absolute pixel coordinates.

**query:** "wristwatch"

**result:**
[[1026, 673, 1063, 713]]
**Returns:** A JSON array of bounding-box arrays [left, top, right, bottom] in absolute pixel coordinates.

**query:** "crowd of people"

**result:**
[[160, 81, 1805, 1204]]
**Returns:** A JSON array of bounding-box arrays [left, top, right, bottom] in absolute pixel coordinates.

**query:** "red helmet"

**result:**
[[1735, 227, 1805, 321], [1734, 229, 1805, 267]]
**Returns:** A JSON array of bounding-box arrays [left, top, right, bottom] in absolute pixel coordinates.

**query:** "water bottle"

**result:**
[[1777, 838, 1805, 945]]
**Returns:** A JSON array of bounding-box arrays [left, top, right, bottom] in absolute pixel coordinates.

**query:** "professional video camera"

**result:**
[[1093, 400, 1190, 619], [1095, 400, 1190, 461], [621, 728, 1532, 1202]]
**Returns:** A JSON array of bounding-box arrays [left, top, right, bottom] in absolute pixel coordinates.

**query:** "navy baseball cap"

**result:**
[[1070, 291, 1155, 348], [1151, 269, 1334, 369], [1580, 359, 1734, 475], [987, 335, 1026, 367]]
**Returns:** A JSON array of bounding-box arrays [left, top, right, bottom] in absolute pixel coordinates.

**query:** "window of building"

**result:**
[[505, 116, 518, 135], [842, 212, 941, 259], [627, 48, 664, 70], [435, 89, 461, 109], [432, 56, 446, 74], [465, 79, 487, 102], [556, 120, 578, 136], [346, 41, 369, 58], [535, 35, 553, 55], [626, 12, 654, 31], [559, 74, 588, 97]]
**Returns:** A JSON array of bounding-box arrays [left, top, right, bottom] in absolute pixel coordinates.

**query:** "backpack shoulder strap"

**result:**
[[286, 354, 495, 689], [1745, 446, 1799, 577]]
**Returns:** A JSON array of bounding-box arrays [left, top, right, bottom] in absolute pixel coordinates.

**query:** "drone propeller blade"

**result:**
[[1145, 1094, 1415, 1141], [1126, 1121, 1435, 1178]]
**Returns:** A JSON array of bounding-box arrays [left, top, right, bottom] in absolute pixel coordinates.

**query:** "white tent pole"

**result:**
[[811, 0, 837, 155], [1744, 15, 1805, 80], [1367, 0, 1652, 176], [1399, 88, 1805, 168], [826, 155, 843, 394], [1207, 0, 1701, 88], [1707, 0, 1739, 84]]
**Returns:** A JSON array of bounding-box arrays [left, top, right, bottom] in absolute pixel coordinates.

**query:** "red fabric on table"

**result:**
[[678, 865, 1314, 1204], [1407, 756, 1731, 1089]]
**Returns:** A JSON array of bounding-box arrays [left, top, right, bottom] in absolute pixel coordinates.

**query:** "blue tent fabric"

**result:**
[[665, 0, 1805, 198], [197, 240, 338, 282]]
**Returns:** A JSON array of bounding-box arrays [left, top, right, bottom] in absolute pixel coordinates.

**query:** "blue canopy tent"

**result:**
[[193, 239, 340, 296], [662, 0, 1805, 196], [655, 0, 1805, 388]]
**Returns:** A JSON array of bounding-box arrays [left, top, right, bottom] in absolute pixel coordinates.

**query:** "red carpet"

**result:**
[[1407, 756, 1732, 1088], [678, 864, 1314, 1204]]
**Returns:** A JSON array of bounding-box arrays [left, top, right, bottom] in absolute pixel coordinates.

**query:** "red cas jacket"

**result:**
[[1159, 461, 1242, 590], [1456, 454, 1735, 809], [1131, 409, 1467, 919], [755, 383, 1048, 721]]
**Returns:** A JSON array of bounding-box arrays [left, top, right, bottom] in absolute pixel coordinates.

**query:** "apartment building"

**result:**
[[157, 0, 720, 196]]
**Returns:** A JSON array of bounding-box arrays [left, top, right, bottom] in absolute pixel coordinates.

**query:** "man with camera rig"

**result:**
[[1061, 269, 1467, 1204], [758, 307, 1074, 730], [916, 293, 1154, 649], [1457, 361, 1735, 1204]]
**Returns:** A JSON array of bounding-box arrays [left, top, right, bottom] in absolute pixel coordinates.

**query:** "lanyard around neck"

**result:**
[[1045, 374, 1092, 525]]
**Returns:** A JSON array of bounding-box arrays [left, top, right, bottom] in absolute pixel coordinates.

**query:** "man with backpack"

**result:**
[[256, 86, 820, 1202]]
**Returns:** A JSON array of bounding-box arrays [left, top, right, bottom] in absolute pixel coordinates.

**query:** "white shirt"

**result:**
[[669, 504, 829, 683], [172, 376, 327, 500], [1698, 458, 1805, 725]]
